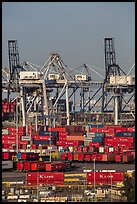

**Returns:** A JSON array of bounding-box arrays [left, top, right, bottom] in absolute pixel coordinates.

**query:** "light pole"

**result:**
[[93, 159, 96, 202], [37, 164, 39, 202], [110, 174, 113, 202]]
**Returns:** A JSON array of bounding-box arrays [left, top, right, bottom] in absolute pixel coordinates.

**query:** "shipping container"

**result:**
[[87, 172, 124, 184], [2, 129, 10, 135], [94, 132, 105, 137], [48, 127, 67, 132], [89, 142, 102, 147], [31, 161, 51, 171], [127, 127, 135, 132], [45, 162, 66, 171], [66, 136, 84, 141], [17, 161, 24, 171], [23, 161, 32, 171], [73, 153, 79, 161], [89, 124, 104, 128], [2, 161, 13, 170], [61, 153, 68, 161], [77, 146, 83, 152], [122, 154, 134, 163], [2, 152, 16, 160], [115, 155, 122, 163], [102, 154, 115, 162], [85, 154, 92, 162], [78, 153, 85, 161], [116, 132, 135, 137], [27, 180, 64, 186], [27, 172, 64, 181], [33, 135, 51, 140], [2, 140, 16, 145], [67, 153, 73, 161], [92, 137, 104, 143], [20, 153, 39, 161], [2, 136, 16, 140]]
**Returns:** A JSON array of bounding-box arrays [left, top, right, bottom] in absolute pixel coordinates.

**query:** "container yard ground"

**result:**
[[2, 163, 135, 182]]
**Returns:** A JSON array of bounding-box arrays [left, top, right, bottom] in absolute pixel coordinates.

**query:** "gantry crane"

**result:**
[[2, 38, 135, 127]]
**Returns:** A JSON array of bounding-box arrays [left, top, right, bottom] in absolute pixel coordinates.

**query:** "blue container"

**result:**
[[92, 137, 104, 143], [95, 132, 105, 137], [39, 131, 58, 136], [89, 124, 104, 128], [33, 140, 55, 145], [116, 132, 135, 137], [39, 131, 49, 136], [17, 152, 21, 159]]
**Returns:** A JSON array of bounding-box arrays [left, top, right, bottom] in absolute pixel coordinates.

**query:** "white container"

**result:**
[[2, 129, 9, 135], [48, 74, 60, 80], [109, 147, 114, 152], [99, 147, 104, 153], [127, 75, 135, 85], [58, 147, 63, 151], [20, 71, 40, 80], [18, 199, 27, 202], [21, 136, 31, 141], [2, 161, 13, 170], [68, 146, 73, 152], [75, 74, 91, 81], [15, 190, 20, 195], [19, 195, 30, 199], [116, 76, 127, 84], [7, 195, 18, 200], [20, 189, 23, 194]]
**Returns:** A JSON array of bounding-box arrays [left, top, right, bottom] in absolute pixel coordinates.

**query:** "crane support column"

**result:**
[[42, 80, 49, 125], [20, 87, 26, 127], [114, 94, 119, 125], [66, 83, 70, 125]]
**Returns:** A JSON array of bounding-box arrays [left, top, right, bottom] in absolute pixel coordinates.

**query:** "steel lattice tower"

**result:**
[[8, 40, 23, 80]]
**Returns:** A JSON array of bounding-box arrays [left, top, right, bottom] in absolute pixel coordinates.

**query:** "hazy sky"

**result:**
[[2, 2, 135, 77]]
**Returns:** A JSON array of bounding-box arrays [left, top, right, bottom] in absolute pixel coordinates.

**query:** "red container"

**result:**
[[78, 153, 85, 161], [17, 161, 24, 171], [56, 140, 83, 146], [67, 153, 73, 161], [2, 139, 16, 144], [59, 132, 69, 136], [127, 127, 135, 132], [83, 146, 89, 152], [2, 152, 16, 160], [87, 172, 124, 184], [85, 154, 91, 162], [27, 180, 64, 186], [48, 127, 66, 132], [2, 136, 16, 140], [115, 154, 122, 162], [31, 161, 50, 171], [33, 136, 50, 140], [45, 162, 66, 171], [24, 161, 32, 171], [21, 153, 39, 160], [97, 153, 103, 161], [77, 146, 83, 152], [122, 154, 134, 163], [91, 153, 98, 161], [89, 142, 102, 147], [115, 128, 127, 133], [61, 153, 68, 160], [27, 172, 64, 181], [31, 144, 36, 149], [19, 141, 29, 145], [114, 146, 119, 153], [105, 133, 115, 137]]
